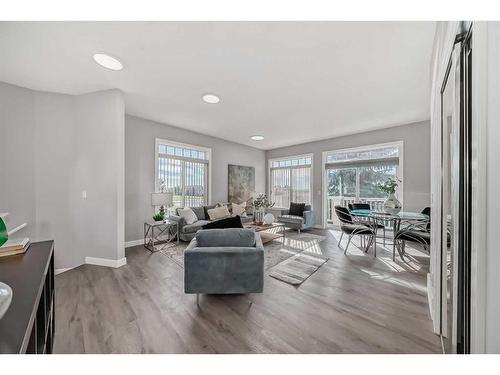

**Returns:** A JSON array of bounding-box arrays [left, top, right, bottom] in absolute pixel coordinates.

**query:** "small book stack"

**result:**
[[0, 238, 30, 258]]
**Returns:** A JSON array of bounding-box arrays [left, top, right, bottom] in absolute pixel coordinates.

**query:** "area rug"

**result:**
[[159, 230, 326, 270], [268, 252, 329, 286]]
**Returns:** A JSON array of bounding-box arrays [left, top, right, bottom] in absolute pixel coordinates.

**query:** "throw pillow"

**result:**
[[201, 215, 243, 230], [245, 198, 254, 215], [177, 208, 198, 225], [203, 204, 217, 219], [231, 202, 247, 217], [207, 206, 231, 220], [289, 202, 306, 217]]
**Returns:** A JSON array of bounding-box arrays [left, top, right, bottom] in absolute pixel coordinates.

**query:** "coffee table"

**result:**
[[243, 222, 286, 244]]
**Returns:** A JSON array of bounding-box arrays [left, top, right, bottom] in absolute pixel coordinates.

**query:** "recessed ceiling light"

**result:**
[[93, 53, 123, 71], [202, 93, 220, 104], [250, 135, 265, 141]]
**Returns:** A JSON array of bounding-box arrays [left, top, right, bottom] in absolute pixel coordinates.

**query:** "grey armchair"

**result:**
[[277, 204, 315, 233], [184, 228, 264, 296]]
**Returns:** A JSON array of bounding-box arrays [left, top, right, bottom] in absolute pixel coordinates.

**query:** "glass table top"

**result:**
[[350, 209, 429, 221]]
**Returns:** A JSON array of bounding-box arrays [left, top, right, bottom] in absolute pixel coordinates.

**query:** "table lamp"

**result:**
[[151, 192, 173, 218]]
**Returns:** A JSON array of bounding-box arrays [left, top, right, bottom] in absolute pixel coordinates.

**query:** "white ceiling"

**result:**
[[0, 22, 435, 150]]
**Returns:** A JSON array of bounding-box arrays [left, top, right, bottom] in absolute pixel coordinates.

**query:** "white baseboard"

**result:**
[[85, 256, 127, 268], [125, 239, 143, 248], [55, 267, 76, 275]]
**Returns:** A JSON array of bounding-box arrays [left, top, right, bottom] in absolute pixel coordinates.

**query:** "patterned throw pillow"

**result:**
[[231, 202, 247, 217], [207, 206, 231, 220], [177, 208, 198, 225]]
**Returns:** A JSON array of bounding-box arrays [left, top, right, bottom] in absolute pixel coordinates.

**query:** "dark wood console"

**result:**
[[0, 240, 55, 354]]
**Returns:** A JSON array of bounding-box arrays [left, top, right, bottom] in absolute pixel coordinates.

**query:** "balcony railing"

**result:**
[[327, 196, 386, 226]]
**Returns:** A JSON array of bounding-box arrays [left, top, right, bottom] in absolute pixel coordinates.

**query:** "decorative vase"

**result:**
[[254, 208, 265, 224], [384, 193, 402, 214], [263, 213, 275, 225]]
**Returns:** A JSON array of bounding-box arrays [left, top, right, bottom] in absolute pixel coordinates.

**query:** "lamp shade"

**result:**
[[151, 192, 173, 207]]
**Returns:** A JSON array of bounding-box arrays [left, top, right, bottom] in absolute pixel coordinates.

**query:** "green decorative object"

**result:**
[[376, 177, 401, 195], [0, 217, 8, 247], [252, 194, 275, 224], [153, 213, 165, 222], [377, 177, 402, 214]]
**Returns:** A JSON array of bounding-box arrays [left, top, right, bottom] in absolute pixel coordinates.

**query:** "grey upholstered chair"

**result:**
[[184, 228, 264, 301], [277, 204, 315, 233]]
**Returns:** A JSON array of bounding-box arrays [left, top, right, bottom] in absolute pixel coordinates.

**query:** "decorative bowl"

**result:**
[[0, 282, 13, 320]]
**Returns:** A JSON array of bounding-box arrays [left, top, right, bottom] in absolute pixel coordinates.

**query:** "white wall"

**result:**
[[0, 81, 125, 269], [266, 120, 431, 227], [484, 21, 500, 354], [125, 115, 266, 242]]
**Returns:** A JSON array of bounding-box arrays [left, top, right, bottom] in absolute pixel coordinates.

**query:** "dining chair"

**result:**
[[347, 202, 386, 246], [334, 206, 376, 255], [393, 207, 431, 261]]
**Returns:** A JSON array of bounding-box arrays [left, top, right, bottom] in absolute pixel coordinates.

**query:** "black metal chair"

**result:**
[[393, 207, 431, 261], [347, 202, 386, 246], [334, 205, 375, 255]]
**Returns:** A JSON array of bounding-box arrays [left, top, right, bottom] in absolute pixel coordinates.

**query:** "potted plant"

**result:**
[[252, 194, 275, 224], [153, 212, 165, 223], [377, 177, 402, 214]]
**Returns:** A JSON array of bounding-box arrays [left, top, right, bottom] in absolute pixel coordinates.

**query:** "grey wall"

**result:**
[[266, 120, 431, 226], [0, 82, 36, 240], [125, 115, 266, 242], [0, 82, 125, 269]]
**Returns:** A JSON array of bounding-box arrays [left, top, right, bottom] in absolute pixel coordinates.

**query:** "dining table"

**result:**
[[349, 209, 430, 260]]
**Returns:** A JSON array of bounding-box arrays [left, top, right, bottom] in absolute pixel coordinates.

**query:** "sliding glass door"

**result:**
[[439, 27, 472, 354], [324, 143, 401, 225], [269, 155, 312, 208], [156, 139, 210, 208]]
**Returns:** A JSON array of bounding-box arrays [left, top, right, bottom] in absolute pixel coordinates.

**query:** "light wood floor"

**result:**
[[54, 228, 442, 353]]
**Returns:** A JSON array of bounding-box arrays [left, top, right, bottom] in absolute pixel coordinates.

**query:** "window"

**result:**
[[269, 155, 313, 208], [156, 139, 211, 208], [324, 142, 402, 223]]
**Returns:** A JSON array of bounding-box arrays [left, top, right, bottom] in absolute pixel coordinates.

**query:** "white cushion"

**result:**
[[207, 206, 231, 220], [231, 202, 247, 217], [177, 208, 198, 225]]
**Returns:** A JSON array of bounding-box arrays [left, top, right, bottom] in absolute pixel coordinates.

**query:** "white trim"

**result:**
[[469, 21, 487, 354], [268, 153, 313, 165], [85, 256, 127, 268], [427, 273, 435, 322], [55, 267, 76, 275], [267, 153, 314, 209], [321, 140, 404, 227], [155, 137, 212, 206], [125, 239, 144, 248], [7, 222, 27, 236]]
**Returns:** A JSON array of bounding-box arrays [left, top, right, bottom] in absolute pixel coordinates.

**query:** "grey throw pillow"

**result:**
[[177, 208, 198, 225]]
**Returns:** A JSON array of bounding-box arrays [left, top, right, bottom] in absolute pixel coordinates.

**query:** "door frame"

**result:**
[[321, 140, 404, 228]]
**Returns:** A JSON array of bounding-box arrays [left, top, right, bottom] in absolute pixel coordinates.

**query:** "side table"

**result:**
[[144, 220, 179, 252]]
